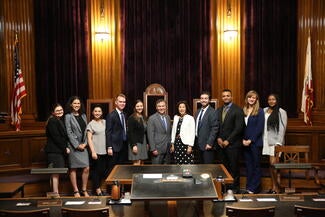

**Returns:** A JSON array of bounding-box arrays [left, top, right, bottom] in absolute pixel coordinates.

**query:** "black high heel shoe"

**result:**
[[267, 189, 277, 194]]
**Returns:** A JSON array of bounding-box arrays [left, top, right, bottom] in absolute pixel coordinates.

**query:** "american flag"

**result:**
[[11, 34, 27, 131]]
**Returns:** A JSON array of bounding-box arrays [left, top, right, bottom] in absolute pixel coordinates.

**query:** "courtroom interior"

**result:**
[[0, 0, 325, 216]]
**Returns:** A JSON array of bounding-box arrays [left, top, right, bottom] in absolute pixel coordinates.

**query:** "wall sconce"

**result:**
[[224, 0, 238, 41], [95, 0, 110, 41], [224, 29, 238, 40], [95, 32, 110, 41]]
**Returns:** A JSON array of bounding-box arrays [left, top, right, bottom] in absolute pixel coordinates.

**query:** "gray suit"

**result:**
[[65, 113, 89, 168], [147, 112, 171, 164], [195, 106, 218, 163]]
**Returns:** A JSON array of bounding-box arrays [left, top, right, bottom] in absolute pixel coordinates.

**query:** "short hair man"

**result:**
[[195, 91, 218, 164], [216, 89, 244, 193], [147, 99, 171, 164], [106, 94, 128, 173]]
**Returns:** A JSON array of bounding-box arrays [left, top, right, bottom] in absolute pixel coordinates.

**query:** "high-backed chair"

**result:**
[[61, 207, 109, 217], [226, 206, 275, 217], [273, 145, 320, 192], [294, 205, 325, 217], [0, 208, 50, 217], [143, 83, 168, 117]]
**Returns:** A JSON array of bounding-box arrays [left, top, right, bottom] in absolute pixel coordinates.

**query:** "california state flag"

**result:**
[[301, 34, 314, 125]]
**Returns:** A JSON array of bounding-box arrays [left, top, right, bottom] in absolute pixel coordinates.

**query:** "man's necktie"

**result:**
[[198, 109, 204, 128], [222, 106, 228, 122], [120, 112, 127, 140], [161, 116, 167, 131]]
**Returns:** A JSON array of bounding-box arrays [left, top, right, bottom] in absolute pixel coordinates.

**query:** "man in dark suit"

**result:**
[[147, 99, 171, 164], [216, 89, 244, 193], [106, 93, 128, 174], [195, 91, 218, 164]]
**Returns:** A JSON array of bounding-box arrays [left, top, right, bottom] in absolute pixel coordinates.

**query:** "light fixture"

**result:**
[[224, 0, 238, 41], [95, 0, 110, 41]]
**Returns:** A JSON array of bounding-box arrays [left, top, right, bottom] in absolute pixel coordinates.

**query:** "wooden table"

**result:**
[[0, 197, 109, 217], [106, 164, 233, 185], [130, 173, 218, 217], [0, 182, 25, 198]]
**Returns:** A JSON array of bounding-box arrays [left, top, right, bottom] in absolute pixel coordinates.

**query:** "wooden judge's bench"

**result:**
[[0, 121, 324, 196]]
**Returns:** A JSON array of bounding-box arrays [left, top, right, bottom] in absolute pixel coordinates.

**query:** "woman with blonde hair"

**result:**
[[242, 90, 265, 194]]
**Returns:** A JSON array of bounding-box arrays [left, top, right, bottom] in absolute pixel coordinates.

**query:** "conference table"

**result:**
[[106, 164, 232, 217], [106, 164, 234, 185]]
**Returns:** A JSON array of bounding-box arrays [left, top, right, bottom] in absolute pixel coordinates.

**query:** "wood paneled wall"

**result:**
[[0, 0, 36, 124], [0, 0, 324, 126], [297, 0, 325, 124], [89, 0, 123, 99], [211, 0, 244, 104]]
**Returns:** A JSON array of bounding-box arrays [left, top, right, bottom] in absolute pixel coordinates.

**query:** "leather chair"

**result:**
[[61, 207, 109, 217], [226, 205, 275, 217], [0, 208, 50, 217]]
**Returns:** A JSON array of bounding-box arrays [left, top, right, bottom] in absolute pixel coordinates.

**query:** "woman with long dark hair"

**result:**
[[262, 94, 287, 194], [127, 100, 148, 165], [65, 96, 89, 197]]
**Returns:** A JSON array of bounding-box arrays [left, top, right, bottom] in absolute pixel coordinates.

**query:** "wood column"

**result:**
[[210, 0, 244, 105]]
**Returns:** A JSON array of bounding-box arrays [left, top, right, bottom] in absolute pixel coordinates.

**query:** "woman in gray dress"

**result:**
[[127, 100, 148, 165], [65, 96, 89, 197]]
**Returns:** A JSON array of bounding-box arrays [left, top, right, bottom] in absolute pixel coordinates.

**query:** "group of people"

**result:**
[[215, 89, 287, 194], [44, 89, 287, 197]]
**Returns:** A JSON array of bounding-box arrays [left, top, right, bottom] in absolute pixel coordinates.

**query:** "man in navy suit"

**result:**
[[106, 94, 128, 174], [216, 89, 244, 193], [195, 91, 218, 164]]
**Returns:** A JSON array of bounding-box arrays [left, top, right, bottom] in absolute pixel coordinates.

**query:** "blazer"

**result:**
[[45, 116, 69, 154], [243, 108, 265, 147], [217, 103, 244, 147], [264, 107, 287, 145], [195, 106, 218, 151], [65, 113, 88, 149], [106, 109, 127, 152], [171, 114, 195, 146], [127, 115, 145, 147], [147, 112, 171, 153]]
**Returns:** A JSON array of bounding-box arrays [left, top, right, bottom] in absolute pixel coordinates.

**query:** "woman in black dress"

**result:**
[[45, 103, 70, 195], [127, 100, 148, 165]]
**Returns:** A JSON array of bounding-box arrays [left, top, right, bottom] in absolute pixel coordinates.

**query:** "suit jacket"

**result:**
[[65, 113, 88, 149], [243, 108, 265, 147], [171, 114, 195, 146], [147, 112, 171, 153], [217, 103, 244, 147], [263, 107, 287, 145], [195, 106, 218, 151], [127, 115, 146, 147], [106, 109, 127, 152], [45, 116, 69, 154]]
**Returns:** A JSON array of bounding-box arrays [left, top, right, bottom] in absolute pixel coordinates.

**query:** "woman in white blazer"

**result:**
[[170, 101, 195, 164], [262, 94, 287, 193]]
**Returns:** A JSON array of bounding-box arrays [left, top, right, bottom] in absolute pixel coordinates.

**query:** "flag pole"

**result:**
[[11, 31, 27, 131]]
